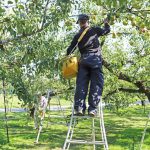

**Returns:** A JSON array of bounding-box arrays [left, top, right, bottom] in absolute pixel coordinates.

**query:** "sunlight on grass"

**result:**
[[0, 106, 150, 150]]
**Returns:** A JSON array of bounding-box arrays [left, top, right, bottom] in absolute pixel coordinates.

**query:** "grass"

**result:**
[[0, 94, 22, 108], [0, 105, 150, 150]]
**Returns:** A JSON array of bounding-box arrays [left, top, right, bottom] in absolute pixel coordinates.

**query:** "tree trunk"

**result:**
[[2, 78, 10, 143]]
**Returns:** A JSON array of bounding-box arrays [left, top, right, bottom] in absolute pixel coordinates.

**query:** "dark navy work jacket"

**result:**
[[67, 23, 110, 55]]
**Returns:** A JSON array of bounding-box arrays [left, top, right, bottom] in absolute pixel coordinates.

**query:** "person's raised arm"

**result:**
[[94, 18, 110, 37]]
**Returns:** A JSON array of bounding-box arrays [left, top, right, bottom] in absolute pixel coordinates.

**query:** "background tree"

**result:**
[[0, 0, 149, 112], [85, 0, 150, 111]]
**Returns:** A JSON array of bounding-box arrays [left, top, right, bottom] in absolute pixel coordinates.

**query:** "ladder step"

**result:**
[[66, 139, 105, 145], [72, 115, 100, 119], [48, 103, 62, 105], [48, 122, 67, 125], [47, 115, 66, 118]]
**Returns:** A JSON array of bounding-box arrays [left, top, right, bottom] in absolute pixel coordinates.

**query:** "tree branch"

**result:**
[[102, 41, 150, 101], [0, 22, 51, 45], [41, 0, 51, 29], [119, 87, 142, 93], [103, 59, 150, 100], [0, 0, 53, 45], [103, 87, 141, 100]]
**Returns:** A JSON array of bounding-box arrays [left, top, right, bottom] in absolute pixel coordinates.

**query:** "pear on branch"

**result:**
[[112, 32, 117, 38], [123, 20, 128, 26], [131, 20, 136, 26]]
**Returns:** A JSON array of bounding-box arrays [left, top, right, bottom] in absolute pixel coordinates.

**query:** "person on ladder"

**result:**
[[66, 14, 110, 117]]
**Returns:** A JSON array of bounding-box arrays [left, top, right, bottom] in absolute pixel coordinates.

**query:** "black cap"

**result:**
[[76, 14, 89, 24]]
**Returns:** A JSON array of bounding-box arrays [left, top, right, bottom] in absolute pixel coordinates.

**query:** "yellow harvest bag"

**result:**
[[62, 56, 78, 79], [62, 27, 89, 79]]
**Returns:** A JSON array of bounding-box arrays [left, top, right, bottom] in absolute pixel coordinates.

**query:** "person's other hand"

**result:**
[[103, 18, 109, 24]]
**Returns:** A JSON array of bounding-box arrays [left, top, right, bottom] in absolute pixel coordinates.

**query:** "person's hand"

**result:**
[[103, 18, 109, 24]]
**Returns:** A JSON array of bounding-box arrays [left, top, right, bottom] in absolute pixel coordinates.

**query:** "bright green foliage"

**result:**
[[80, 0, 150, 111], [0, 0, 74, 105], [0, 0, 150, 109]]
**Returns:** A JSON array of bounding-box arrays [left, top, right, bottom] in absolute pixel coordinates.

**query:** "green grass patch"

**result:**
[[0, 106, 150, 150]]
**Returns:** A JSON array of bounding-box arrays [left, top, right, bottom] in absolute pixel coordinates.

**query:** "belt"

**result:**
[[81, 53, 100, 57]]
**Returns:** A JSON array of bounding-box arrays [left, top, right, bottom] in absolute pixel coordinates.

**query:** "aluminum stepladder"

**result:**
[[47, 90, 68, 126], [35, 90, 67, 143], [140, 111, 150, 150], [35, 91, 50, 144], [63, 99, 108, 150]]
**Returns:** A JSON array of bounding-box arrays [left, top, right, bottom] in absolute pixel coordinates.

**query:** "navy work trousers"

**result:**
[[74, 54, 104, 113]]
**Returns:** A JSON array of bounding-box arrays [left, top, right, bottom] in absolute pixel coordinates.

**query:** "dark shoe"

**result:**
[[88, 110, 97, 117], [74, 109, 84, 116]]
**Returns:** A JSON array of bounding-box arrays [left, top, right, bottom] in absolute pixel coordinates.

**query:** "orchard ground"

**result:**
[[0, 95, 150, 150]]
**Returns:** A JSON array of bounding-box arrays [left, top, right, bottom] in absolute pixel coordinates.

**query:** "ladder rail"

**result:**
[[66, 118, 76, 150], [92, 118, 96, 150], [56, 95, 66, 119], [63, 99, 109, 150], [99, 101, 104, 141], [63, 104, 75, 150], [99, 100, 109, 150]]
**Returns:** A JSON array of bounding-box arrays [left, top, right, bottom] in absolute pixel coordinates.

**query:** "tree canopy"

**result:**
[[0, 0, 149, 110]]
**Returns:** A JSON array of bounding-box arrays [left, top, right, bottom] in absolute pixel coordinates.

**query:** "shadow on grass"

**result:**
[[0, 107, 150, 150], [104, 113, 149, 150], [0, 122, 68, 149]]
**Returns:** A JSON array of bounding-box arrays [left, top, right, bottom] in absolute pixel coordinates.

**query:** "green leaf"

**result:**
[[0, 7, 5, 13], [96, 0, 101, 5], [112, 0, 117, 7], [106, 0, 113, 7], [8, 1, 13, 4], [17, 4, 24, 9], [119, 0, 127, 6]]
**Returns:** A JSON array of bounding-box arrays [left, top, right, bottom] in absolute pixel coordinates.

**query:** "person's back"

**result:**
[[40, 96, 48, 110]]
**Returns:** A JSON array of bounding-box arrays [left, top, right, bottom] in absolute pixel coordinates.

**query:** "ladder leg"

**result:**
[[35, 118, 44, 143], [46, 103, 51, 128], [92, 118, 96, 150], [67, 118, 76, 150], [35, 125, 42, 143], [63, 104, 75, 150], [140, 111, 150, 150], [47, 102, 51, 127], [99, 102, 104, 147], [57, 95, 68, 124], [99, 100, 108, 150], [63, 99, 109, 150]]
